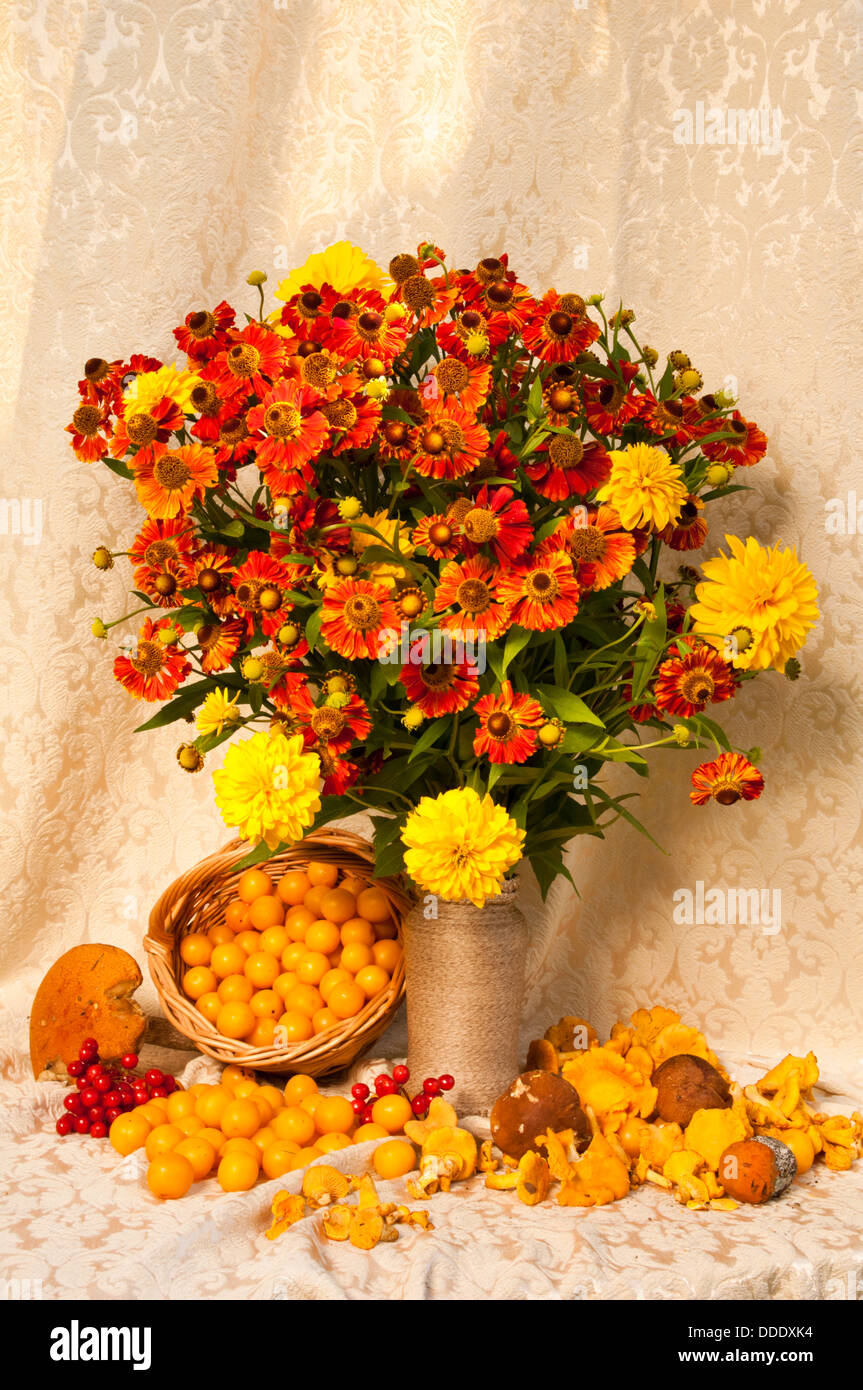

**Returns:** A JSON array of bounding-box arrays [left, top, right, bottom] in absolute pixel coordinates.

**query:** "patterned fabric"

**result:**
[[1, 0, 860, 1295]]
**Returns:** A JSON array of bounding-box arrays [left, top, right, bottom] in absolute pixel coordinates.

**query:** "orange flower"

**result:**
[[112, 395, 184, 465], [400, 642, 480, 716], [703, 412, 767, 468], [173, 300, 235, 362], [460, 485, 533, 564], [322, 394, 382, 456], [287, 682, 372, 756], [320, 577, 398, 661], [196, 618, 245, 674], [411, 403, 489, 481], [246, 379, 330, 490], [132, 442, 219, 519], [654, 644, 737, 718], [425, 357, 492, 415], [180, 547, 237, 617], [232, 552, 293, 639], [210, 321, 285, 400], [524, 436, 610, 501], [397, 273, 459, 329], [582, 363, 641, 435], [113, 618, 189, 702], [522, 290, 600, 362], [129, 517, 198, 572], [660, 495, 708, 551], [411, 513, 461, 560], [66, 400, 113, 462], [690, 752, 764, 806], [473, 680, 544, 764], [496, 552, 580, 631], [330, 301, 408, 366], [541, 505, 636, 591], [433, 555, 511, 641]]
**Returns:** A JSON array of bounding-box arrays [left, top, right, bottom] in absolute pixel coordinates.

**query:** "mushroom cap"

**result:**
[[29, 944, 146, 1079], [491, 1071, 591, 1160]]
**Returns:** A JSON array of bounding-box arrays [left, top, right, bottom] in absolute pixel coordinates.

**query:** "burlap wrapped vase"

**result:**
[[401, 878, 529, 1116]]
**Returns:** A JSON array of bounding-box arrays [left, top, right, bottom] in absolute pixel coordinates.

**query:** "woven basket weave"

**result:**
[[144, 828, 410, 1076]]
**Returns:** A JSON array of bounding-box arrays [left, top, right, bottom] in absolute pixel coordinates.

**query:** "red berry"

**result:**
[[392, 1064, 409, 1085], [93, 1075, 111, 1093], [104, 1107, 121, 1123], [80, 1087, 98, 1108], [438, 1074, 455, 1091], [121, 1053, 138, 1070], [85, 1063, 104, 1080], [56, 1115, 73, 1136], [63, 1094, 83, 1114], [78, 1041, 98, 1063], [162, 1076, 177, 1095], [373, 1073, 392, 1096], [75, 1076, 89, 1091], [145, 1069, 164, 1087], [422, 1077, 441, 1097], [73, 1116, 90, 1134], [351, 1098, 366, 1115], [411, 1094, 429, 1116], [149, 1087, 167, 1099], [103, 1091, 122, 1109], [67, 1060, 84, 1078], [90, 1122, 107, 1139], [361, 1104, 375, 1124], [87, 1106, 105, 1123], [351, 1082, 370, 1101]]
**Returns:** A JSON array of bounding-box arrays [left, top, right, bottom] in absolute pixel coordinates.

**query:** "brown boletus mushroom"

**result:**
[[652, 1054, 732, 1127], [490, 1070, 591, 1160]]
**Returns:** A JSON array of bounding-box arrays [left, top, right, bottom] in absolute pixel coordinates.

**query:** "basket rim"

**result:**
[[143, 829, 410, 1075]]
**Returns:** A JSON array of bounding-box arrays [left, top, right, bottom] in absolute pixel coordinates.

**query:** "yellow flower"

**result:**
[[123, 363, 202, 415], [690, 534, 819, 671], [213, 731, 321, 850], [196, 687, 241, 738], [274, 240, 388, 303], [351, 509, 415, 587], [596, 442, 687, 531], [401, 787, 524, 908]]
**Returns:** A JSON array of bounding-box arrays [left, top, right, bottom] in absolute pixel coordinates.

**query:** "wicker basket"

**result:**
[[144, 828, 410, 1076]]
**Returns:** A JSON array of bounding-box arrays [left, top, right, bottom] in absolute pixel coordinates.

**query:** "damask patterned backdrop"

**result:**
[[2, 0, 861, 1086]]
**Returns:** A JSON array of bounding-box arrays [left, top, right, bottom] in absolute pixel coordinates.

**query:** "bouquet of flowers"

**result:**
[[71, 240, 818, 907]]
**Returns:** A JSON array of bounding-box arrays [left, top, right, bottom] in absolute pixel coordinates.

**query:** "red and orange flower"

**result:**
[[473, 681, 544, 764], [496, 551, 580, 631], [522, 290, 600, 362], [434, 555, 512, 640], [690, 751, 764, 806], [524, 435, 610, 501], [246, 379, 330, 490], [654, 643, 737, 718], [320, 577, 398, 661], [113, 618, 189, 702], [132, 442, 219, 519], [702, 412, 767, 468], [400, 642, 480, 717], [411, 403, 490, 481]]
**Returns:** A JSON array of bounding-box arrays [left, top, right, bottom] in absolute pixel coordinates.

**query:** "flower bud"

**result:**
[[246, 270, 267, 286], [91, 618, 107, 639], [92, 547, 113, 570]]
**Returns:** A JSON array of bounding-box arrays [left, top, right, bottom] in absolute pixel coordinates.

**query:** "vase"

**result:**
[[401, 879, 529, 1116]]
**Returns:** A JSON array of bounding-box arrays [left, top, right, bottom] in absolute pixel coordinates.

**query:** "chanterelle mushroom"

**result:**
[[407, 1126, 478, 1198], [302, 1164, 351, 1207]]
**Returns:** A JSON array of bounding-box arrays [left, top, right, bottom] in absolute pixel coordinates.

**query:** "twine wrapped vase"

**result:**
[[402, 878, 528, 1116]]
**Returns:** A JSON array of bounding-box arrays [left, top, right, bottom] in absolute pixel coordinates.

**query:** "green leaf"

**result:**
[[133, 679, 217, 731], [101, 456, 134, 481], [591, 785, 667, 852], [631, 584, 668, 699], [407, 716, 448, 762], [304, 605, 323, 651], [535, 684, 605, 727], [553, 632, 568, 687], [232, 839, 281, 871], [222, 519, 245, 539], [502, 626, 532, 675], [656, 360, 675, 400]]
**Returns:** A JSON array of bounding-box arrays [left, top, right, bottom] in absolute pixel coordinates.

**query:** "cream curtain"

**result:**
[[2, 0, 861, 1089]]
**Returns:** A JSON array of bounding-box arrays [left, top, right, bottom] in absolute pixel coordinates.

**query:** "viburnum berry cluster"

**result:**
[[55, 1039, 178, 1139], [73, 239, 818, 904], [352, 1065, 454, 1122]]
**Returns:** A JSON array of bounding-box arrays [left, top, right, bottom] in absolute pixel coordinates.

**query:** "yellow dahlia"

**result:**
[[196, 687, 241, 738], [274, 240, 388, 303], [595, 442, 687, 531], [124, 363, 203, 415], [213, 731, 321, 850], [690, 535, 819, 671], [401, 787, 525, 908]]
